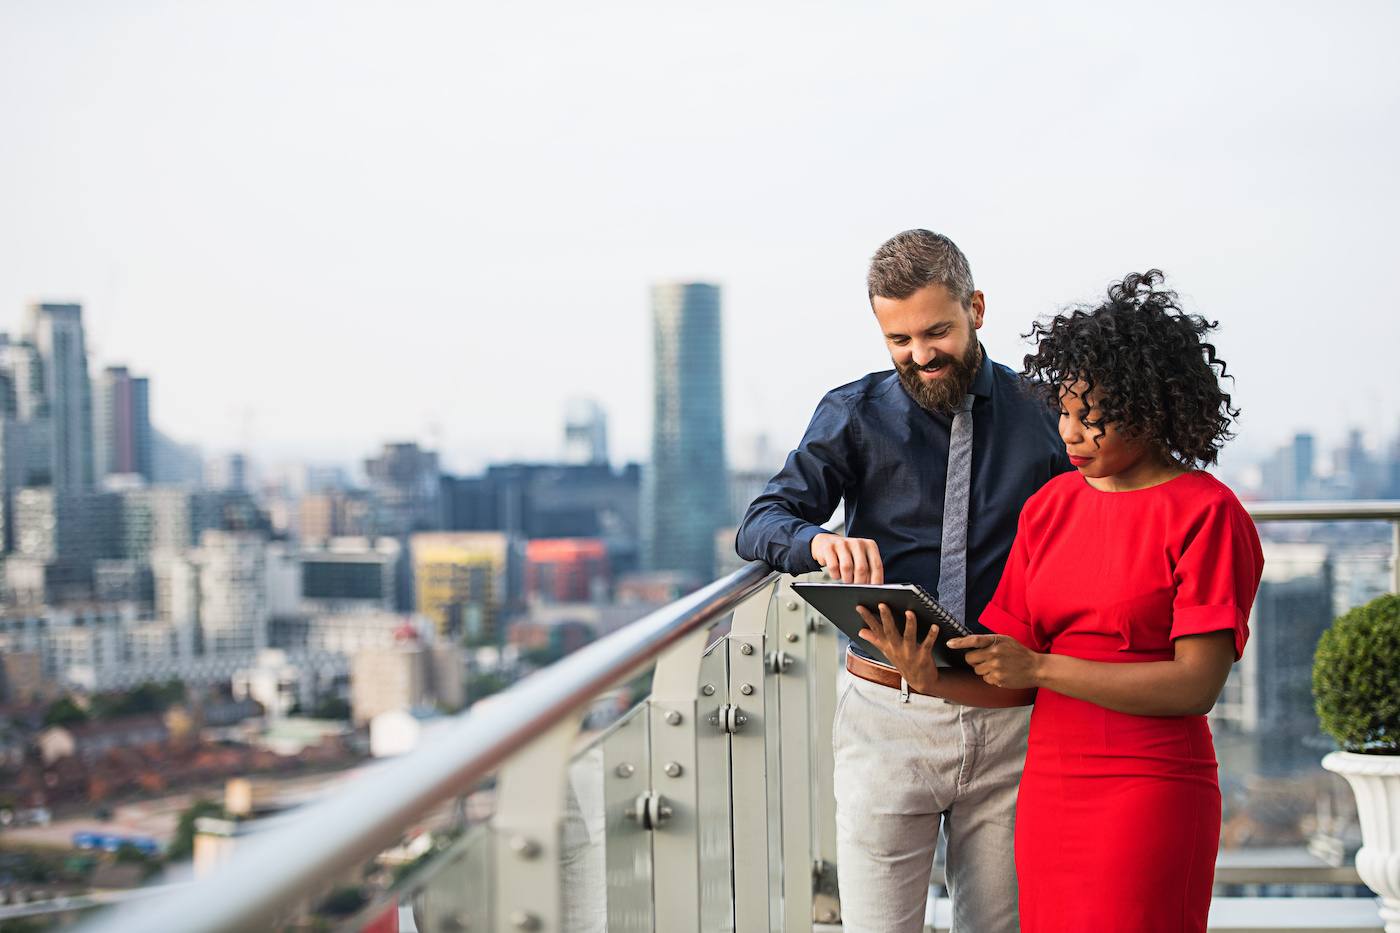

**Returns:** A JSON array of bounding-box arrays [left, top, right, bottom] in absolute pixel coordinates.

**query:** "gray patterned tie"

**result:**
[[938, 394, 976, 626]]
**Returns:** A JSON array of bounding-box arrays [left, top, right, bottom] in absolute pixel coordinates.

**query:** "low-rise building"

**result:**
[[38, 714, 169, 766]]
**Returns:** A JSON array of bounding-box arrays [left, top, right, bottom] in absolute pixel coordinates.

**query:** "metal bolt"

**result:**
[[740, 683, 754, 696], [664, 761, 683, 777], [739, 642, 754, 655], [509, 835, 541, 859], [665, 710, 682, 726], [701, 683, 715, 696], [615, 762, 635, 778], [658, 804, 673, 820], [820, 909, 838, 922], [786, 632, 799, 643], [786, 600, 799, 610], [735, 713, 749, 726], [510, 910, 541, 931]]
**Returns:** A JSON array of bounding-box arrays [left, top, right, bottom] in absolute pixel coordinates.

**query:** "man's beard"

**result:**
[[896, 340, 982, 415]]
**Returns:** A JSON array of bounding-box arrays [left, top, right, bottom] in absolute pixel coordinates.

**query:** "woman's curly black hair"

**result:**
[[1021, 270, 1239, 468]]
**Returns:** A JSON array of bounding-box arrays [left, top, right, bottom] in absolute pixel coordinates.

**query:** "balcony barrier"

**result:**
[[79, 502, 1400, 933]]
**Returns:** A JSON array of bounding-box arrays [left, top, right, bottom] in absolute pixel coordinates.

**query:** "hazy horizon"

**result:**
[[4, 1, 1398, 478]]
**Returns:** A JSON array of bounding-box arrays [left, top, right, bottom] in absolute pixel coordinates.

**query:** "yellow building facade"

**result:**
[[409, 532, 508, 644]]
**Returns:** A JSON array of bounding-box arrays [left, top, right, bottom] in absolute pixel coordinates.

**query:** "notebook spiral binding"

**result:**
[[914, 586, 973, 637]]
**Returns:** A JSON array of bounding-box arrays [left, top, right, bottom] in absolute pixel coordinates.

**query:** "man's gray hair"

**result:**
[[867, 229, 975, 307]]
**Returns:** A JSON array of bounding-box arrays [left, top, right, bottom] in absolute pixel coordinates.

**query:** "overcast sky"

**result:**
[[2, 1, 1397, 479]]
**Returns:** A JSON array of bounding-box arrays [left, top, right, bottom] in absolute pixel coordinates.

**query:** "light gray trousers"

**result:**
[[832, 669, 1031, 933]]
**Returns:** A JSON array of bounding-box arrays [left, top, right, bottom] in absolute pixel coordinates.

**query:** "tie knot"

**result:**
[[958, 394, 975, 414]]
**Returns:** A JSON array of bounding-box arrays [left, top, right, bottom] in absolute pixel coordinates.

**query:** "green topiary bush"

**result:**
[[1313, 593, 1400, 754]]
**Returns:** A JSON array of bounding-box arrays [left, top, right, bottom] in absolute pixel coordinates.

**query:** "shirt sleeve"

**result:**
[[734, 391, 857, 575], [979, 509, 1039, 650], [1170, 498, 1265, 660]]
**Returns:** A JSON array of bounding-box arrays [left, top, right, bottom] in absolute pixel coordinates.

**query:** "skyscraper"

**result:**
[[25, 303, 94, 493], [364, 442, 443, 536], [94, 366, 153, 482], [563, 398, 609, 466], [644, 282, 728, 582], [194, 530, 269, 657]]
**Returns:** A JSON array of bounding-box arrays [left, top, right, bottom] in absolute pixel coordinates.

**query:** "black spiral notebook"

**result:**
[[790, 582, 974, 670]]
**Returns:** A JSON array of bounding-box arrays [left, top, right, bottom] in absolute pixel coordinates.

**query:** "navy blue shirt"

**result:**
[[735, 350, 1071, 651]]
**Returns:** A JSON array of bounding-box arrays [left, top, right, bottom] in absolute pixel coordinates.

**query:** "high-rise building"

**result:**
[[193, 530, 269, 657], [365, 442, 443, 536], [299, 490, 374, 541], [207, 452, 249, 492], [151, 429, 205, 487], [409, 531, 507, 644], [6, 488, 123, 603], [644, 282, 728, 581], [25, 302, 94, 493], [563, 398, 609, 466], [1212, 542, 1334, 776], [94, 366, 153, 482], [1291, 433, 1316, 496], [0, 335, 53, 547], [117, 488, 264, 561]]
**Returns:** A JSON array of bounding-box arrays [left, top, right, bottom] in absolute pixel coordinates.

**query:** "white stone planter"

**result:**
[[1324, 750, 1400, 933]]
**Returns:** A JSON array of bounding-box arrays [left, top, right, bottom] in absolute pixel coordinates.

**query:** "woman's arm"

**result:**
[[856, 604, 1035, 708], [947, 630, 1236, 717]]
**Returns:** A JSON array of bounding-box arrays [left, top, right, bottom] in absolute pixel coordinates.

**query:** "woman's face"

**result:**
[[1057, 380, 1158, 481]]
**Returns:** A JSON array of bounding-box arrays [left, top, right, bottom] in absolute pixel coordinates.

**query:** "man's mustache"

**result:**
[[902, 354, 960, 373]]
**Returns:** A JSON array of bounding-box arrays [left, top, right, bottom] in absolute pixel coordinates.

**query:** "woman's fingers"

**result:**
[[920, 616, 941, 650], [876, 603, 898, 642], [855, 605, 879, 644]]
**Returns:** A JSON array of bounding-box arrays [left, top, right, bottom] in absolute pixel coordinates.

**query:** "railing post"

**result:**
[[728, 580, 779, 933], [1391, 519, 1399, 594], [774, 577, 816, 933], [648, 625, 711, 933], [493, 718, 583, 933], [600, 708, 653, 933], [806, 577, 842, 926]]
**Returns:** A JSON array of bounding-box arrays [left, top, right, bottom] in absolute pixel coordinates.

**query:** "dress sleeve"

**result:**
[[1170, 498, 1265, 660], [980, 510, 1039, 650]]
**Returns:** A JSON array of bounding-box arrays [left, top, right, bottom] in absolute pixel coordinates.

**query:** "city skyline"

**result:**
[[3, 2, 1398, 474]]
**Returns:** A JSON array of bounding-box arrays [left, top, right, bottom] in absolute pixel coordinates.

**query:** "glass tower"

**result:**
[[644, 282, 728, 582]]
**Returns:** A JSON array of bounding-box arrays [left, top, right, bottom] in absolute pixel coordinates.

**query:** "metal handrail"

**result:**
[[1243, 500, 1400, 522], [83, 560, 779, 933], [1244, 499, 1400, 591]]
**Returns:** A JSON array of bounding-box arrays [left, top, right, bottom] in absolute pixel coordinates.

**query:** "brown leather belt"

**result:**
[[846, 648, 925, 695]]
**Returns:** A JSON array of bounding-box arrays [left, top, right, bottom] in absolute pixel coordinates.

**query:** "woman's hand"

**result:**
[[855, 603, 940, 694], [947, 634, 1044, 689]]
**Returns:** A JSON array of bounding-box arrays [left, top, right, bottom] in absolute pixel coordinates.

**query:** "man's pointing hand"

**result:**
[[811, 533, 884, 584]]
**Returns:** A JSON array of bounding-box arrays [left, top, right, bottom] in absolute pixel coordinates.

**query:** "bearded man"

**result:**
[[735, 229, 1070, 933]]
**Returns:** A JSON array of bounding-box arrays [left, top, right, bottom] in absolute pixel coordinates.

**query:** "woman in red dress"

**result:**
[[858, 270, 1263, 932]]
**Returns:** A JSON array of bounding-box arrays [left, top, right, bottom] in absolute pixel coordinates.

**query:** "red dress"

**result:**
[[980, 470, 1263, 933]]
